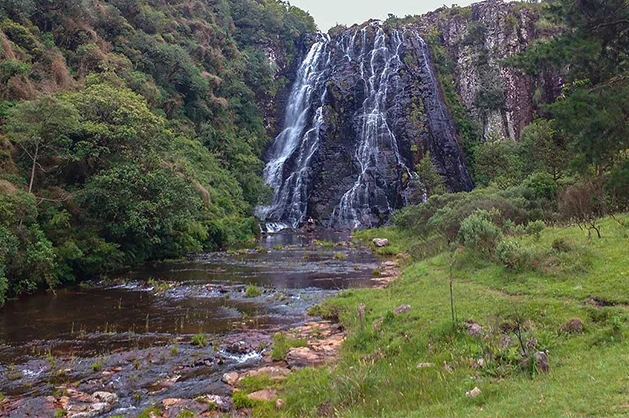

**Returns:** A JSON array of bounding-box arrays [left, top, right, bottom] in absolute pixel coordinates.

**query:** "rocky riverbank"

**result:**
[[0, 236, 396, 417]]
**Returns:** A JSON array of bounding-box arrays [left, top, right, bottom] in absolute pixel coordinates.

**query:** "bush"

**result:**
[[551, 238, 572, 253], [559, 180, 605, 238], [496, 240, 530, 271], [525, 220, 545, 240], [459, 209, 503, 258]]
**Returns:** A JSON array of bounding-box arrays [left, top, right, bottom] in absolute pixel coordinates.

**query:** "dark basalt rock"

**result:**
[[262, 2, 556, 230]]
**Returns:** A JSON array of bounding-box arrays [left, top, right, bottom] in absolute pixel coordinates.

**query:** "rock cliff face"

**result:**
[[261, 0, 555, 230], [418, 0, 561, 141]]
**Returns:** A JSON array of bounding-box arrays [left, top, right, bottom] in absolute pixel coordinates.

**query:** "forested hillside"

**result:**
[[0, 0, 315, 305]]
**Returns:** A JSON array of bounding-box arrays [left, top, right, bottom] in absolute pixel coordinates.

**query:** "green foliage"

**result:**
[[473, 137, 522, 188], [518, 119, 569, 181], [496, 239, 530, 271], [459, 209, 503, 258], [415, 152, 446, 198], [525, 220, 545, 240], [244, 284, 262, 298], [6, 96, 79, 192], [0, 190, 56, 304], [191, 334, 207, 347], [0, 0, 316, 300], [510, 0, 629, 205]]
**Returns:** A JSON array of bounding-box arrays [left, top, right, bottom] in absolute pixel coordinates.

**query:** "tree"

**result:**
[[77, 161, 207, 264], [415, 152, 446, 198], [519, 119, 569, 181], [5, 96, 79, 192], [559, 180, 605, 238]]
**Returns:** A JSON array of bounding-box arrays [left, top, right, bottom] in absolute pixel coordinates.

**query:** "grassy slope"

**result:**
[[252, 216, 629, 417]]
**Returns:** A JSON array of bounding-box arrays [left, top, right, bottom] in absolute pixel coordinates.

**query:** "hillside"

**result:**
[[0, 0, 315, 304]]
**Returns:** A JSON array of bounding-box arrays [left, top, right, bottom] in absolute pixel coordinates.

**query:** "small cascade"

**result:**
[[259, 34, 332, 228], [332, 27, 415, 229]]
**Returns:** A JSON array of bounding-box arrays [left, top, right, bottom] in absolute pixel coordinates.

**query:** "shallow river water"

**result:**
[[0, 232, 379, 416]]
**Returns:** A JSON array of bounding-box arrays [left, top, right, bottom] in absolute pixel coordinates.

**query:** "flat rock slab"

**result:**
[[247, 389, 278, 402], [243, 366, 291, 381], [162, 398, 209, 417]]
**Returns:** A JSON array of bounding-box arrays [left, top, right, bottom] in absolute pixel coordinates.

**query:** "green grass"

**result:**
[[271, 333, 308, 361], [245, 284, 263, 298], [191, 333, 207, 347], [254, 215, 629, 417]]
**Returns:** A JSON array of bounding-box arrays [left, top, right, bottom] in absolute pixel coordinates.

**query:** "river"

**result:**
[[0, 232, 379, 416]]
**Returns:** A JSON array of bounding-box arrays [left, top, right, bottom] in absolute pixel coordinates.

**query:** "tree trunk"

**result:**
[[28, 143, 39, 194]]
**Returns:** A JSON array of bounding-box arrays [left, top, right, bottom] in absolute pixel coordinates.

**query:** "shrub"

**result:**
[[191, 333, 207, 347], [459, 209, 503, 258], [496, 240, 530, 271], [551, 238, 572, 253], [244, 285, 262, 298], [559, 180, 605, 238], [525, 220, 545, 240]]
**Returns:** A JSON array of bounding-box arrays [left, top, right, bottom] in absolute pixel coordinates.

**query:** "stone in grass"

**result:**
[[417, 362, 435, 369], [245, 366, 291, 381], [372, 238, 390, 248], [465, 320, 483, 337], [465, 387, 482, 398], [394, 304, 411, 315], [247, 389, 278, 402], [536, 351, 550, 373], [560, 318, 585, 334], [205, 395, 233, 412]]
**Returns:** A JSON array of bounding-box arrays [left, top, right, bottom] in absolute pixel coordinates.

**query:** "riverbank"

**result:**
[[0, 233, 384, 417], [248, 216, 629, 417]]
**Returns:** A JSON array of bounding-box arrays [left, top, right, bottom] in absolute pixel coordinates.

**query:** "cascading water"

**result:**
[[259, 34, 332, 232], [260, 24, 473, 232], [332, 26, 415, 229]]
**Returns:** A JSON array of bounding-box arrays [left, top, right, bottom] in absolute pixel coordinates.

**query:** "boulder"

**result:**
[[394, 304, 411, 315], [372, 238, 390, 248], [222, 372, 239, 386], [465, 387, 482, 398]]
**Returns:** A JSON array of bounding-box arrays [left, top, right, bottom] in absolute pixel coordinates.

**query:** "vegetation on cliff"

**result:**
[[0, 0, 315, 306]]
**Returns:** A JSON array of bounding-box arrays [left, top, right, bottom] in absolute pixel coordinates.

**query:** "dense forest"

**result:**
[[0, 0, 315, 306]]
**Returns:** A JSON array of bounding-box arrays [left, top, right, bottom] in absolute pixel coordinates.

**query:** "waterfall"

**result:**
[[260, 24, 472, 232], [332, 27, 415, 229], [259, 34, 332, 230]]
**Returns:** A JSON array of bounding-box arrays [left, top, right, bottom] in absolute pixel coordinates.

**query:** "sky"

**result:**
[[288, 0, 478, 32]]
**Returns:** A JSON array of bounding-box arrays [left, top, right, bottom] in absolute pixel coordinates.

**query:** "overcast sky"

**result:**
[[289, 0, 478, 31]]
